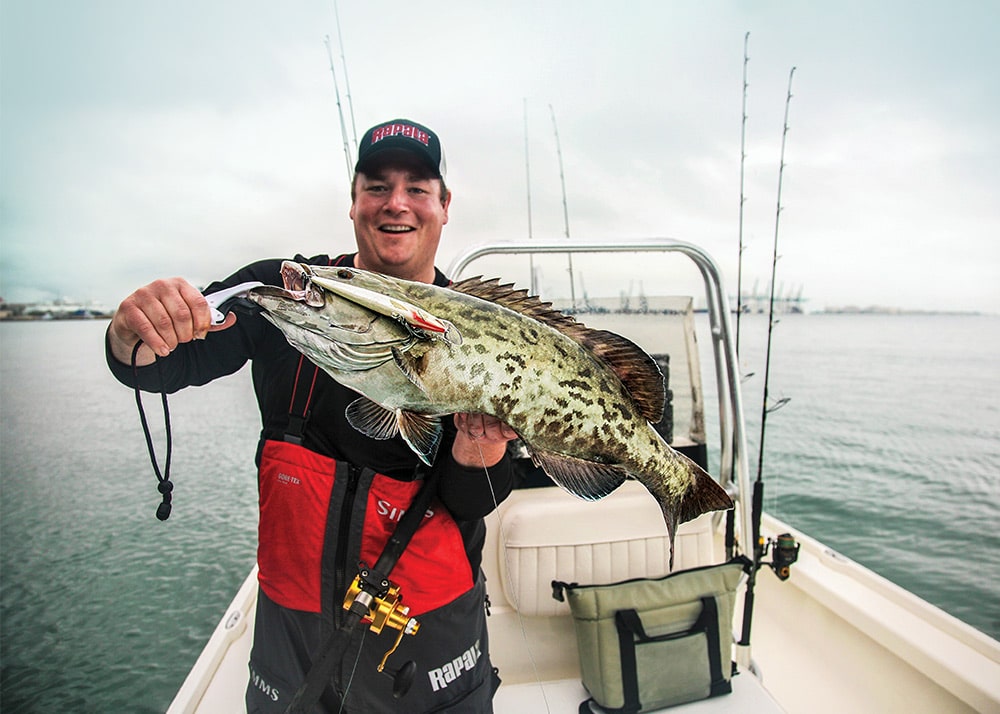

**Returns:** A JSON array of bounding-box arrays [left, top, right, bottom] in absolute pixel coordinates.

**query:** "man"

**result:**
[[107, 119, 516, 712]]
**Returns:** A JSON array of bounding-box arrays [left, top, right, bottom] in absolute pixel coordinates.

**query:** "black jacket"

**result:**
[[106, 253, 514, 529]]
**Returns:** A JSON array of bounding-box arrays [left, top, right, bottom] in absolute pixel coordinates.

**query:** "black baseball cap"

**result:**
[[354, 119, 447, 180]]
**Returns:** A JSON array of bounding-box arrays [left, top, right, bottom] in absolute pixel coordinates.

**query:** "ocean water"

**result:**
[[1, 321, 261, 713], [1, 314, 999, 712], [716, 312, 1000, 641]]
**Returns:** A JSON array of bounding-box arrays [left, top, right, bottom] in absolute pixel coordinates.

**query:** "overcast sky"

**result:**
[[2, 0, 998, 313]]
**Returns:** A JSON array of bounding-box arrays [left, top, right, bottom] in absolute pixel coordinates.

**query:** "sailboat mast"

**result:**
[[524, 99, 537, 295], [549, 104, 577, 309]]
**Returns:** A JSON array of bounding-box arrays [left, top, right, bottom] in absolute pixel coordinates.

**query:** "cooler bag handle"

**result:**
[[609, 595, 729, 713]]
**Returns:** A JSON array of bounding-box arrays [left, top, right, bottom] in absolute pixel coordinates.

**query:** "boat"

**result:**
[[165, 240, 1000, 713]]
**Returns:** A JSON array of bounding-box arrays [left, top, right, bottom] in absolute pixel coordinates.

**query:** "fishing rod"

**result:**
[[331, 0, 358, 153], [324, 35, 354, 183], [727, 32, 751, 561], [735, 32, 750, 351], [739, 66, 798, 648], [549, 104, 577, 310], [757, 66, 796, 485]]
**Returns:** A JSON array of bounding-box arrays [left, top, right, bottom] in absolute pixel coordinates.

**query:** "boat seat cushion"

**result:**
[[487, 482, 717, 617]]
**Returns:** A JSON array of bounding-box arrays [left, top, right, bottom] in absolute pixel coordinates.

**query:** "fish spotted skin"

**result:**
[[249, 263, 733, 566]]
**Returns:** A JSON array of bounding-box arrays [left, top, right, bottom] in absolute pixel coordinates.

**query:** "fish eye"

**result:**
[[337, 269, 353, 279]]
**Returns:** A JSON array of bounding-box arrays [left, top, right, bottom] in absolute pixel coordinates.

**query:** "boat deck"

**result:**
[[169, 482, 786, 713], [496, 675, 782, 713], [167, 241, 1000, 713], [168, 479, 1000, 714]]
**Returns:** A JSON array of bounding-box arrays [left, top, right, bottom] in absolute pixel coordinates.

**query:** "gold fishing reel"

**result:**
[[343, 574, 420, 676]]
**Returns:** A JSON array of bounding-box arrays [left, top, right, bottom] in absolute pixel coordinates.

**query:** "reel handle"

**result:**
[[380, 659, 417, 699]]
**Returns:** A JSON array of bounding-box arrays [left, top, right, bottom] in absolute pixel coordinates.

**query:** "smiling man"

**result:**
[[106, 119, 516, 713], [350, 120, 452, 284]]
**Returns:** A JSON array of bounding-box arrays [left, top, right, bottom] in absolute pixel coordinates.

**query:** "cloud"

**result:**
[[2, 0, 998, 313]]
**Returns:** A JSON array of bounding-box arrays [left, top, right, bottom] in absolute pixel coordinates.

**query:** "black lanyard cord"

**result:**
[[131, 341, 174, 521]]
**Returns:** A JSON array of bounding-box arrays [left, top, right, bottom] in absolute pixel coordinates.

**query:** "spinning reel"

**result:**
[[761, 532, 800, 581], [343, 565, 421, 698]]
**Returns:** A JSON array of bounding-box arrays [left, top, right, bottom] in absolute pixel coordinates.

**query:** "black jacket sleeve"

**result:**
[[105, 253, 515, 520], [435, 446, 514, 521], [104, 257, 292, 393]]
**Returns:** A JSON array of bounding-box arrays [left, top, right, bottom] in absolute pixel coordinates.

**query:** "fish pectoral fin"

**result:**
[[345, 397, 400, 440], [345, 397, 442, 466], [391, 346, 427, 392], [397, 411, 442, 467], [530, 448, 627, 501]]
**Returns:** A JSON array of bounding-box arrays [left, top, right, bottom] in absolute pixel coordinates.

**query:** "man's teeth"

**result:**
[[381, 225, 413, 233]]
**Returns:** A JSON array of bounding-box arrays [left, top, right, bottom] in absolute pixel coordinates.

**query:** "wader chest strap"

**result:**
[[283, 255, 341, 444], [285, 467, 441, 714]]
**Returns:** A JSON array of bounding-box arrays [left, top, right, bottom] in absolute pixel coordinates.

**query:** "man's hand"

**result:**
[[108, 277, 236, 366], [452, 413, 518, 468]]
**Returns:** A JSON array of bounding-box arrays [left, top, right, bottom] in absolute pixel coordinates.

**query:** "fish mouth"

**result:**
[[249, 261, 463, 346], [247, 262, 327, 308], [246, 262, 416, 360], [278, 262, 327, 307]]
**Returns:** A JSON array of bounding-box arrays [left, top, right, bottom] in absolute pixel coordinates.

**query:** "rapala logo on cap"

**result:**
[[370, 122, 430, 146]]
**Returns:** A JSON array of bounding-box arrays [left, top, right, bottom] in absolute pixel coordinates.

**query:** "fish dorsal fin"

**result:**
[[450, 277, 665, 422], [450, 277, 580, 330], [345, 397, 442, 466], [577, 329, 665, 423]]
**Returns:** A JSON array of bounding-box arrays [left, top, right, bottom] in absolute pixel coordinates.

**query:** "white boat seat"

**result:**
[[485, 481, 718, 617], [483, 485, 784, 712]]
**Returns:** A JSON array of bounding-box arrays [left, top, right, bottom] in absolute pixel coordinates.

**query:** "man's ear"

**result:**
[[441, 189, 452, 224]]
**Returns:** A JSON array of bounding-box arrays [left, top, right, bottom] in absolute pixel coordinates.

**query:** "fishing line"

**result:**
[[337, 627, 367, 714], [131, 342, 174, 521], [476, 441, 552, 714]]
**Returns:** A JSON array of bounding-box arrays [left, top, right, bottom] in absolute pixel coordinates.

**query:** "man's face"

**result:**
[[350, 157, 451, 283]]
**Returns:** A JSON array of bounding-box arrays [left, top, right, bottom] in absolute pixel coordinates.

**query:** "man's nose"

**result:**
[[384, 185, 410, 212]]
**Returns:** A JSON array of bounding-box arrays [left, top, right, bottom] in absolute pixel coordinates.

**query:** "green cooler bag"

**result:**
[[552, 558, 748, 713]]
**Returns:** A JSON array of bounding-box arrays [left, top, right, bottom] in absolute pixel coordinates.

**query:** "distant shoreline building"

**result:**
[[0, 297, 113, 321]]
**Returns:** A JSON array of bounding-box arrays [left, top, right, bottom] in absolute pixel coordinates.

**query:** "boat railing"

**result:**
[[447, 239, 753, 564]]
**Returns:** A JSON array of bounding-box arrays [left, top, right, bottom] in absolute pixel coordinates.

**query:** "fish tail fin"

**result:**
[[678, 459, 734, 524], [661, 504, 680, 571], [657, 455, 734, 571]]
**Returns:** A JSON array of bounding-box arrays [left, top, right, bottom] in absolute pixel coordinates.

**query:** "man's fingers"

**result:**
[[454, 413, 517, 442], [110, 278, 213, 360]]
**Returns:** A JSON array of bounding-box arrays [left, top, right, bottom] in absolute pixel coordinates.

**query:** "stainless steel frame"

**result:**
[[447, 239, 753, 554]]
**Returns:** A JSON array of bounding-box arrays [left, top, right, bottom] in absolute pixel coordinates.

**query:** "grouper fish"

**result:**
[[247, 262, 733, 566]]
